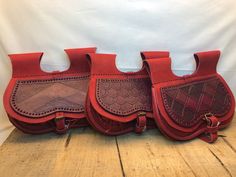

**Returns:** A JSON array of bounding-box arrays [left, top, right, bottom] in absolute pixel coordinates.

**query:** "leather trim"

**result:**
[[151, 74, 235, 141], [161, 77, 231, 127], [10, 75, 89, 118]]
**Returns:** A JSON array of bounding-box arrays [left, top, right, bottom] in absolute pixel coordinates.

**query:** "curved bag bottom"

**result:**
[[9, 116, 89, 134], [86, 98, 156, 135]]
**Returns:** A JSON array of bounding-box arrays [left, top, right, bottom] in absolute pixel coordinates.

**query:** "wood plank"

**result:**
[[173, 115, 236, 177], [0, 114, 235, 177], [205, 114, 236, 177], [174, 139, 235, 177], [117, 131, 196, 177], [0, 128, 123, 177], [220, 115, 236, 152], [117, 114, 236, 177]]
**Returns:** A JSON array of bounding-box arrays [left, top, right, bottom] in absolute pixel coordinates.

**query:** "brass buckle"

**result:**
[[55, 115, 64, 122], [138, 112, 146, 117], [203, 112, 213, 124], [203, 113, 220, 127]]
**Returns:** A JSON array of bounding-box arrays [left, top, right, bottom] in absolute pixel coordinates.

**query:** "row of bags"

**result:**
[[3, 47, 235, 143]]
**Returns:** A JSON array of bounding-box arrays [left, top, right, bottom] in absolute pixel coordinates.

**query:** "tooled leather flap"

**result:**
[[95, 78, 152, 116], [64, 47, 97, 73], [10, 76, 89, 118], [161, 77, 232, 127], [6, 48, 97, 120], [141, 51, 169, 60]]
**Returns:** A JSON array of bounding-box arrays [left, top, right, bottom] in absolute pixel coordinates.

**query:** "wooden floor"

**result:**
[[0, 115, 236, 177]]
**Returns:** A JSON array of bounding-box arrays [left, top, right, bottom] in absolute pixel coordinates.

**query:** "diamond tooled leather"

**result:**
[[161, 77, 231, 127], [96, 78, 152, 116], [10, 76, 89, 118]]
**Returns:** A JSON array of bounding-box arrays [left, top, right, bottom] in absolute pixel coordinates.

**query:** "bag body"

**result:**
[[85, 51, 169, 135], [3, 47, 96, 134], [144, 50, 235, 143]]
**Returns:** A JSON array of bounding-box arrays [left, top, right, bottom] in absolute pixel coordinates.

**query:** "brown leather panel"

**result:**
[[96, 78, 152, 116], [10, 75, 89, 118], [161, 77, 232, 127]]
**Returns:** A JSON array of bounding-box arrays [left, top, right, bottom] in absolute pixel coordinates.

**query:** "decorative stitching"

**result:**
[[10, 75, 89, 118], [13, 72, 90, 78], [92, 74, 147, 76]]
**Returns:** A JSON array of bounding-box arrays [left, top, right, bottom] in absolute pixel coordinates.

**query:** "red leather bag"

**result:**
[[3, 47, 96, 134], [85, 51, 169, 135], [144, 50, 235, 143]]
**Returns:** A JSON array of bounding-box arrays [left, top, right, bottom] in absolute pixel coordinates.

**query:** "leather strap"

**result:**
[[64, 47, 96, 73], [9, 52, 45, 77], [144, 58, 179, 84], [199, 114, 220, 143], [141, 51, 169, 60], [135, 112, 147, 134], [87, 53, 119, 75], [9, 48, 97, 77], [87, 53, 147, 75], [145, 50, 220, 84], [55, 112, 68, 134], [194, 50, 220, 76]]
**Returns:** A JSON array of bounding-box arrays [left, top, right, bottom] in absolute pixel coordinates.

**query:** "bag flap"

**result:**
[[96, 78, 152, 116], [160, 77, 232, 127], [87, 53, 154, 122], [145, 50, 235, 130], [10, 76, 89, 118], [4, 47, 96, 123]]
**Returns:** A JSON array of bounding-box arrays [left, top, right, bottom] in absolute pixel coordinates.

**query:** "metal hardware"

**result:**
[[138, 112, 146, 117], [55, 115, 64, 121], [203, 112, 220, 127], [136, 112, 147, 133]]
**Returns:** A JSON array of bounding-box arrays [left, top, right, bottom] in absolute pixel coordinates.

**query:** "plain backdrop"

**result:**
[[0, 0, 235, 145]]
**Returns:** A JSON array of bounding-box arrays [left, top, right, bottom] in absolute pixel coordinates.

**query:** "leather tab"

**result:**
[[194, 50, 220, 76], [88, 53, 149, 75], [8, 52, 45, 77], [135, 112, 147, 134], [141, 51, 169, 60], [87, 53, 121, 75], [64, 47, 97, 73], [55, 112, 67, 134], [200, 114, 220, 143], [144, 58, 179, 84]]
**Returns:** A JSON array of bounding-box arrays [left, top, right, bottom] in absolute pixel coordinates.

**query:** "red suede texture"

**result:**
[[3, 47, 97, 134], [145, 50, 235, 143]]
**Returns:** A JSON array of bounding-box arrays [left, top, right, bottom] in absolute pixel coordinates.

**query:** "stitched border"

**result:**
[[10, 75, 89, 118], [13, 72, 90, 78]]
